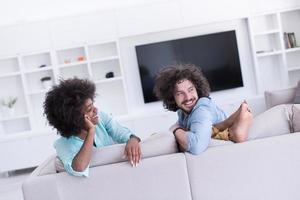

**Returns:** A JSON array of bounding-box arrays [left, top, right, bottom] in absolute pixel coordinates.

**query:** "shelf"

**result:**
[[58, 60, 88, 68], [27, 89, 49, 95], [0, 71, 21, 78], [88, 42, 118, 60], [250, 13, 279, 33], [22, 52, 52, 71], [256, 50, 282, 57], [59, 63, 90, 80], [285, 47, 300, 53], [253, 29, 280, 36], [56, 46, 86, 65], [287, 66, 300, 72], [94, 77, 123, 84], [24, 65, 53, 74], [89, 56, 119, 63], [0, 114, 29, 122]]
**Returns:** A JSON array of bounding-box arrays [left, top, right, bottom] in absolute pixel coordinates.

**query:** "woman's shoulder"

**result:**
[[54, 136, 78, 150]]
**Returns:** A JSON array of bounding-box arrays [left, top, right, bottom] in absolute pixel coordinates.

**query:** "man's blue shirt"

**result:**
[[177, 97, 226, 155]]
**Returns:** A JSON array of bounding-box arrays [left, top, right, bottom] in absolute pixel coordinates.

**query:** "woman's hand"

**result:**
[[84, 115, 95, 132], [124, 136, 141, 167]]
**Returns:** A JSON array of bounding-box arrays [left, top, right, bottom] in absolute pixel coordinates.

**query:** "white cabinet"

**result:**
[[0, 40, 128, 171], [248, 8, 300, 93]]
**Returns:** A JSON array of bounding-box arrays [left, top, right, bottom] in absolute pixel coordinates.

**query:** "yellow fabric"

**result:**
[[211, 126, 230, 141]]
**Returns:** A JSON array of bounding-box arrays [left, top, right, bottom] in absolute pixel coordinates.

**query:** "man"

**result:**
[[153, 64, 252, 155]]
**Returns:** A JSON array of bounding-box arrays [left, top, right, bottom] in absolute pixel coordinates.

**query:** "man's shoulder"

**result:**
[[193, 97, 214, 110]]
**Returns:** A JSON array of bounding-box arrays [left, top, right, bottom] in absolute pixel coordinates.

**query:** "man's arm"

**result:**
[[173, 128, 188, 151]]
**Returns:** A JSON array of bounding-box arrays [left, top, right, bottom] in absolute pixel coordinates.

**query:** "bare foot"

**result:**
[[229, 106, 253, 143], [217, 101, 249, 130]]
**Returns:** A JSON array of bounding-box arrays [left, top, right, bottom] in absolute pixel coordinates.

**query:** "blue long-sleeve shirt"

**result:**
[[54, 111, 132, 177], [177, 97, 226, 155]]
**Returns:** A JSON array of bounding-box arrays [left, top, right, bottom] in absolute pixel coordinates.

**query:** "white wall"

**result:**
[[119, 19, 257, 116]]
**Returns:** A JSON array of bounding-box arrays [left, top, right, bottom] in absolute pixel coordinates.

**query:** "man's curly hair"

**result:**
[[43, 78, 96, 138], [153, 64, 210, 112]]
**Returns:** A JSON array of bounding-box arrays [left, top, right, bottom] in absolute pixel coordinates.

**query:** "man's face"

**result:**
[[82, 98, 99, 125], [174, 79, 199, 113]]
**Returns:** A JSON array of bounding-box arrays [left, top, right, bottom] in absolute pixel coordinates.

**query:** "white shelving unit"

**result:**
[[0, 40, 128, 139], [248, 8, 300, 92]]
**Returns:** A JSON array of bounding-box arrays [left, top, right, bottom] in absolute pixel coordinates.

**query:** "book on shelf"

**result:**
[[284, 32, 292, 48], [284, 32, 298, 49]]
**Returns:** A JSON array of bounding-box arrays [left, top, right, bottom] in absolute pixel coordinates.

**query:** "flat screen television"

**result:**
[[135, 30, 244, 103]]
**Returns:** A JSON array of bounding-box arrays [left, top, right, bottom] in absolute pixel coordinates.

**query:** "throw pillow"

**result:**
[[289, 104, 300, 133], [294, 80, 300, 103]]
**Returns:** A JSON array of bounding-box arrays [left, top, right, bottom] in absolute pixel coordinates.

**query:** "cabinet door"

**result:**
[[0, 134, 57, 172]]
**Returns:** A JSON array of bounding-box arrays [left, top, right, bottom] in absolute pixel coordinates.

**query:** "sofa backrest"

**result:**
[[23, 153, 192, 200], [264, 87, 296, 109], [31, 132, 179, 176], [185, 133, 300, 200]]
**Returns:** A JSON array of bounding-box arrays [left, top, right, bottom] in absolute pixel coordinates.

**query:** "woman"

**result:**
[[44, 78, 141, 177]]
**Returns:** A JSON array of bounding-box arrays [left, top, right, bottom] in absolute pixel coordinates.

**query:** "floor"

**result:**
[[0, 168, 34, 200]]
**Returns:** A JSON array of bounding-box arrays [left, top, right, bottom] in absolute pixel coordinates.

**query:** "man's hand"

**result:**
[[124, 136, 141, 167]]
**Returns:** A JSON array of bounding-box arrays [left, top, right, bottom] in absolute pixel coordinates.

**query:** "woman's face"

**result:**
[[82, 98, 99, 125]]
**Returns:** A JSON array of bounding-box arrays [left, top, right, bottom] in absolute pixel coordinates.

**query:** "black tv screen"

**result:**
[[135, 30, 244, 103]]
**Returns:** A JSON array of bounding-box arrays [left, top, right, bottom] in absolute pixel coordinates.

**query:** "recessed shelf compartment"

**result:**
[[88, 42, 118, 60], [59, 64, 89, 80], [57, 46, 86, 65], [25, 70, 55, 94], [281, 9, 300, 45], [22, 52, 52, 72], [250, 13, 279, 33], [0, 57, 20, 75], [91, 59, 121, 81], [254, 32, 282, 54], [0, 75, 28, 116]]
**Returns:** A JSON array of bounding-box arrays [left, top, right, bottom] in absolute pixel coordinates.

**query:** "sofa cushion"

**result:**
[[248, 104, 290, 140], [185, 133, 300, 200], [265, 87, 296, 109], [24, 154, 192, 200]]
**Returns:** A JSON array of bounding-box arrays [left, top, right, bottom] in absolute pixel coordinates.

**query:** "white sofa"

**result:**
[[22, 87, 300, 200]]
